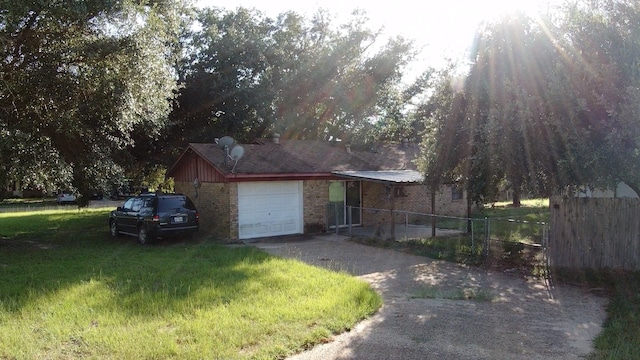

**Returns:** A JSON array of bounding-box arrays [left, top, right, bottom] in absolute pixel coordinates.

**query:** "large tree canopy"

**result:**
[[1, 2, 419, 198], [169, 7, 416, 146], [0, 0, 188, 200], [558, 0, 640, 190], [8, 0, 638, 205], [419, 0, 640, 205]]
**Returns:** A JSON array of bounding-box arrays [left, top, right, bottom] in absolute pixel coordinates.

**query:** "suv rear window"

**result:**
[[157, 196, 196, 212]]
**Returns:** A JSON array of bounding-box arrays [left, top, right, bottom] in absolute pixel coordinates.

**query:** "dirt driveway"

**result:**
[[251, 234, 608, 360]]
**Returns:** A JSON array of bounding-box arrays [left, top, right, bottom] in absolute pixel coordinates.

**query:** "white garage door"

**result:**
[[238, 181, 303, 239]]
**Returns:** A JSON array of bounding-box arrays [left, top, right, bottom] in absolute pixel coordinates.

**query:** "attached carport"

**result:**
[[332, 170, 428, 239]]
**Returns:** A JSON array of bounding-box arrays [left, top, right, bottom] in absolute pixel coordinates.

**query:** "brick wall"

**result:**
[[229, 183, 238, 240], [181, 180, 325, 240], [175, 181, 232, 239], [176, 179, 467, 240], [303, 180, 330, 233], [433, 185, 467, 216], [361, 182, 467, 226]]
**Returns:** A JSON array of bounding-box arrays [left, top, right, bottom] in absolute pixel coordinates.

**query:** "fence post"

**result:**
[[335, 203, 339, 234], [543, 223, 551, 270], [471, 218, 475, 249], [405, 212, 408, 241]]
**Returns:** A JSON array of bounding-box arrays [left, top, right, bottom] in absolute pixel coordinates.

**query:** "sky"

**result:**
[[197, 0, 560, 79]]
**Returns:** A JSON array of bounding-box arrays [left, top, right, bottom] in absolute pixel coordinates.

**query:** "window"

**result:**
[[131, 198, 143, 212], [328, 180, 361, 227], [451, 185, 463, 201], [394, 186, 407, 197], [123, 198, 134, 211], [142, 198, 155, 210]]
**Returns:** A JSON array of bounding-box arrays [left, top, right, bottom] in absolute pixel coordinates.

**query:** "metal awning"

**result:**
[[332, 170, 424, 184]]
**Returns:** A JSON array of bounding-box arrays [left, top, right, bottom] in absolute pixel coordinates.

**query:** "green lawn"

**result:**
[[0, 197, 58, 207], [479, 198, 550, 220], [0, 209, 381, 359], [476, 198, 550, 245]]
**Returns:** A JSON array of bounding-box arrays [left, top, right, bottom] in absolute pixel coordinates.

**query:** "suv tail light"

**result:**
[[195, 212, 199, 224], [152, 215, 160, 222]]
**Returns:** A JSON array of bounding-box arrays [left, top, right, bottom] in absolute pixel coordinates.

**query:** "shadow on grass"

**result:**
[[0, 211, 274, 318]]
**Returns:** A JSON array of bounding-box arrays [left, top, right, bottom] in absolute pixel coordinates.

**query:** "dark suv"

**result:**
[[109, 193, 199, 244]]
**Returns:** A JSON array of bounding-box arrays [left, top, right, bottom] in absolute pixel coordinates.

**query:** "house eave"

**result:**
[[332, 170, 424, 185], [224, 173, 339, 182]]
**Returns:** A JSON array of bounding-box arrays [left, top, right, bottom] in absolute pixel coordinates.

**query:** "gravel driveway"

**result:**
[[250, 234, 608, 360]]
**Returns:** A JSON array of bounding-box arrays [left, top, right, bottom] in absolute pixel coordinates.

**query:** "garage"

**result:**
[[237, 181, 303, 239]]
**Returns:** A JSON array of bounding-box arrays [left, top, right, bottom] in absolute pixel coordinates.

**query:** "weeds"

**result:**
[[351, 234, 483, 266], [412, 286, 495, 302]]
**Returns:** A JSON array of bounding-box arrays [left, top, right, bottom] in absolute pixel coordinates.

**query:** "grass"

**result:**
[[404, 235, 483, 264], [352, 234, 483, 266], [0, 209, 382, 359], [480, 198, 550, 219], [0, 197, 58, 207], [554, 269, 640, 360], [475, 198, 550, 245]]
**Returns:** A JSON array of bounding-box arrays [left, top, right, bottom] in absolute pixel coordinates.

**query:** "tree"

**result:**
[[169, 6, 276, 144], [0, 0, 188, 202], [464, 13, 568, 206], [419, 2, 640, 206], [417, 15, 555, 207], [555, 0, 640, 190], [169, 7, 416, 146]]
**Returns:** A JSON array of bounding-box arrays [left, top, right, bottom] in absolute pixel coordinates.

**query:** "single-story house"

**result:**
[[166, 135, 467, 241]]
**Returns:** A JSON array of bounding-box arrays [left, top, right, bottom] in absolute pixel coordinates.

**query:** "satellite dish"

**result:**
[[230, 145, 244, 161], [217, 136, 235, 149]]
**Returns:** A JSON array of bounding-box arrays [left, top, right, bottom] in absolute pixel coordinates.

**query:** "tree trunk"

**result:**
[[512, 187, 521, 207]]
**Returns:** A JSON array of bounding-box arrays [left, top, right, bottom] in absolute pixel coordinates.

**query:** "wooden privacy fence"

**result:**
[[549, 196, 640, 270]]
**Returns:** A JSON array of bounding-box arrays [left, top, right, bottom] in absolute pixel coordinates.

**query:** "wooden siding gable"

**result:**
[[168, 147, 228, 183]]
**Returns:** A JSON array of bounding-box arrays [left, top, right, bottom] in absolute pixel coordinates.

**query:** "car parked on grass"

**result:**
[[109, 193, 199, 244]]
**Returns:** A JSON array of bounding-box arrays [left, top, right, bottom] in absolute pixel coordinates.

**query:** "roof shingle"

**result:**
[[189, 139, 420, 175]]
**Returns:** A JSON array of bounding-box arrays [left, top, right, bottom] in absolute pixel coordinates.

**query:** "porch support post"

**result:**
[[348, 205, 352, 236], [390, 185, 396, 241]]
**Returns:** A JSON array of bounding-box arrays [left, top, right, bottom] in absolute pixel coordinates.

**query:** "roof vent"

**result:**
[[272, 133, 280, 144]]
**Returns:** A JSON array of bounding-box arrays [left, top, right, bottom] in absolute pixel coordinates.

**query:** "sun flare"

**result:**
[[198, 0, 558, 70]]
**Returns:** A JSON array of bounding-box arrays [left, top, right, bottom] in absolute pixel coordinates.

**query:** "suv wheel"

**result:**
[[138, 225, 151, 245], [109, 221, 120, 237]]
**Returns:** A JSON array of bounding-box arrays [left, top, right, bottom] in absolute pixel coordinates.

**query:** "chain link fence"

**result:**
[[326, 204, 548, 271]]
